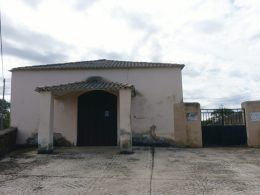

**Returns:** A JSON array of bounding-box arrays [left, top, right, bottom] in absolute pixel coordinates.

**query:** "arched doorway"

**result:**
[[77, 90, 117, 146]]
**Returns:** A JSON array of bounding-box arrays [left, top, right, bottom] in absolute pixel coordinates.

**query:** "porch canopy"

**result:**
[[36, 76, 134, 154], [36, 76, 135, 96]]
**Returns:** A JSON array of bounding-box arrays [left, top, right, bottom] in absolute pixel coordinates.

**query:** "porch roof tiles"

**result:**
[[35, 77, 135, 94]]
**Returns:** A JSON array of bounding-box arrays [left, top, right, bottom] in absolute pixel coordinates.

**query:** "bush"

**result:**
[[0, 99, 10, 130]]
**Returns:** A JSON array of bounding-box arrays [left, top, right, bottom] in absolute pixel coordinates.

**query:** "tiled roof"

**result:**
[[35, 77, 135, 94], [11, 59, 184, 71]]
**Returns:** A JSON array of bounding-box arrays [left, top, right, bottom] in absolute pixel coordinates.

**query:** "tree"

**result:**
[[0, 99, 10, 129]]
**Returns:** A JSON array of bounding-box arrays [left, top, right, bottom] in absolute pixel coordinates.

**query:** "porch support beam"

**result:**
[[119, 89, 133, 153], [38, 92, 54, 154]]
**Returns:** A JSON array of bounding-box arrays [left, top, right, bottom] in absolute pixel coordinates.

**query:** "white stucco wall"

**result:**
[[10, 67, 183, 144]]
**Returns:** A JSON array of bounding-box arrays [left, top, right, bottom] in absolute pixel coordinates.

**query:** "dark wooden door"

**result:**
[[77, 91, 117, 146]]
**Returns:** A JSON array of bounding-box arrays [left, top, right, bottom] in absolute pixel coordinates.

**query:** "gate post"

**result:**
[[184, 103, 202, 147], [242, 101, 260, 147]]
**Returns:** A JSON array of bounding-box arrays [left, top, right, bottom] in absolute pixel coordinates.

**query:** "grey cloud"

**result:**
[[183, 65, 201, 77], [21, 0, 99, 11], [21, 0, 42, 8], [229, 70, 244, 78], [89, 48, 128, 60], [129, 28, 161, 61], [112, 7, 158, 33], [184, 89, 205, 100], [208, 68, 221, 74], [207, 93, 249, 108], [111, 7, 162, 61], [251, 73, 260, 82], [3, 21, 67, 51], [88, 39, 162, 62], [72, 0, 100, 12], [183, 62, 220, 78], [151, 46, 161, 62], [148, 38, 162, 62], [184, 84, 250, 108], [4, 41, 67, 64], [88, 37, 163, 62], [229, 0, 236, 4], [194, 20, 224, 34], [2, 19, 71, 64], [128, 35, 163, 62], [250, 32, 260, 41], [219, 93, 249, 107]]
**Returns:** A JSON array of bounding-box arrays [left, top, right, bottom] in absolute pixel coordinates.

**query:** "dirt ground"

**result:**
[[0, 147, 260, 195]]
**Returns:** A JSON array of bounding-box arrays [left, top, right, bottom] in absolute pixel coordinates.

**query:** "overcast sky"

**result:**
[[1, 0, 260, 108]]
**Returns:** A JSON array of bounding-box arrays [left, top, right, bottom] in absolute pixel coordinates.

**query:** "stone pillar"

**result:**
[[38, 92, 54, 153], [184, 103, 202, 147], [242, 101, 260, 147], [119, 89, 132, 153]]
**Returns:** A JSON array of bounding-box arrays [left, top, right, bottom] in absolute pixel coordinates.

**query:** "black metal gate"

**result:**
[[201, 108, 247, 147]]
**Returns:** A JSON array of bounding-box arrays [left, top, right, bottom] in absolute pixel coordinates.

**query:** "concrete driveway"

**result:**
[[0, 147, 260, 195]]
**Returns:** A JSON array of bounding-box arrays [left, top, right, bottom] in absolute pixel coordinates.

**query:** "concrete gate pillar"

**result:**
[[174, 102, 202, 147], [38, 92, 54, 153], [184, 103, 202, 147], [119, 89, 132, 153], [242, 101, 260, 147]]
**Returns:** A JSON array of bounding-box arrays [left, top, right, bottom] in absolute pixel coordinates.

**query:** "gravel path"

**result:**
[[0, 147, 260, 195]]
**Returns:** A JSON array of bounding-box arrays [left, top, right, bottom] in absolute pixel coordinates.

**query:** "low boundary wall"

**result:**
[[0, 127, 17, 157]]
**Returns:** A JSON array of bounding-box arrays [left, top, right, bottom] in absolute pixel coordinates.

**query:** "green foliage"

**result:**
[[3, 112, 10, 129], [202, 108, 243, 126], [212, 108, 234, 117], [0, 99, 10, 129]]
